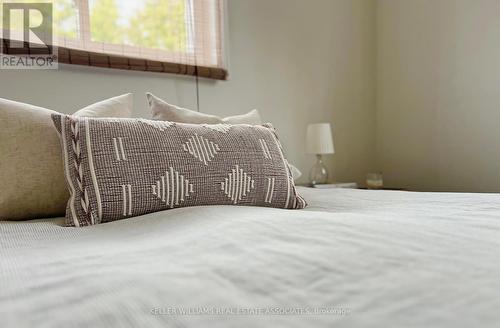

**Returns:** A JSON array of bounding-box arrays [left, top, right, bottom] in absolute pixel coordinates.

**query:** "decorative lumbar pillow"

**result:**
[[52, 115, 306, 227], [147, 92, 262, 125], [0, 94, 133, 220]]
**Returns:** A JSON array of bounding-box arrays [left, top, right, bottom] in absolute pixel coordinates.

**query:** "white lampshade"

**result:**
[[306, 123, 335, 155]]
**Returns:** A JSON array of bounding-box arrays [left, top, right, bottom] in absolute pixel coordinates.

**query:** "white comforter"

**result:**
[[1, 188, 500, 328]]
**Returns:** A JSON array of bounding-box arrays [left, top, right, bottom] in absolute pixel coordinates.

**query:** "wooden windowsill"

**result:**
[[1, 39, 228, 80]]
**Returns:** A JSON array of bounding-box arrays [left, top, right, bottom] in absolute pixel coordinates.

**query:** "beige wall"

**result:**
[[5, 0, 499, 192], [376, 0, 500, 192], [0, 0, 376, 186], [6, 0, 497, 192]]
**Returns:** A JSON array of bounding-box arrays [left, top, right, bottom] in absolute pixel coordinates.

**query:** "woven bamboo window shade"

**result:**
[[1, 0, 227, 80]]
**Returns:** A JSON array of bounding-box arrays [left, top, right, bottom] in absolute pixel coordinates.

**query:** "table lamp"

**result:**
[[306, 123, 334, 185]]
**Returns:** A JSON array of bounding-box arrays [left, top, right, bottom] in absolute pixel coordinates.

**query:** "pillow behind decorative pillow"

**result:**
[[0, 94, 133, 220], [52, 115, 306, 227], [147, 92, 262, 124], [147, 92, 303, 181]]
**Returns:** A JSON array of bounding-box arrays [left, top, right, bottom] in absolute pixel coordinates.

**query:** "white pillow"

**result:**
[[290, 165, 302, 181], [146, 92, 303, 181], [0, 94, 133, 220], [147, 92, 262, 124]]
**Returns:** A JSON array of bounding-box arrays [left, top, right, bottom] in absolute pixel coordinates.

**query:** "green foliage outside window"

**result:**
[[0, 0, 188, 52], [89, 0, 187, 52]]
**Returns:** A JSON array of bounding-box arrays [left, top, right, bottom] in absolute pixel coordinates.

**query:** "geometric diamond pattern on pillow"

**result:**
[[52, 115, 307, 227], [182, 134, 220, 165], [220, 165, 255, 204], [151, 167, 194, 208]]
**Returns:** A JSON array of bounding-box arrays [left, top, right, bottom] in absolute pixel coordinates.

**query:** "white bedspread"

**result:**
[[1, 188, 500, 328]]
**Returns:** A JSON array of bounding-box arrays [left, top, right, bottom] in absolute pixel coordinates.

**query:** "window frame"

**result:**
[[1, 0, 228, 80]]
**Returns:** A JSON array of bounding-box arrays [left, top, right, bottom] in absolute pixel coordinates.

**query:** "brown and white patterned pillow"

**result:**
[[52, 115, 306, 227]]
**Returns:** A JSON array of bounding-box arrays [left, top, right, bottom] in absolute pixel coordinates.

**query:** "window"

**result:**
[[1, 0, 227, 79]]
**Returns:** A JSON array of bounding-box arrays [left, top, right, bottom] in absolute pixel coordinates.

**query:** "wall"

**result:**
[[0, 0, 376, 186], [377, 0, 500, 192], [6, 0, 499, 192]]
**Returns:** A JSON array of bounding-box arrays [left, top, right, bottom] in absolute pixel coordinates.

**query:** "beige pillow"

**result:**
[[146, 92, 262, 124], [0, 94, 133, 220]]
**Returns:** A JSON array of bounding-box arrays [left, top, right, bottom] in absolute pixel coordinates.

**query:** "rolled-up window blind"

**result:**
[[1, 0, 227, 79]]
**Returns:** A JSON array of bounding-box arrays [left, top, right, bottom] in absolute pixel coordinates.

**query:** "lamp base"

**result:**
[[309, 154, 329, 186]]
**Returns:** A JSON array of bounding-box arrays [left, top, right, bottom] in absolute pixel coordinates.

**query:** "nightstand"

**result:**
[[299, 182, 359, 189], [359, 187, 407, 191]]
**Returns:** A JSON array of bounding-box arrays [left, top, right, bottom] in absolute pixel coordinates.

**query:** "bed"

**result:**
[[1, 187, 500, 328]]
